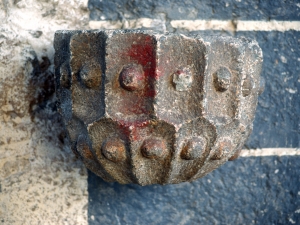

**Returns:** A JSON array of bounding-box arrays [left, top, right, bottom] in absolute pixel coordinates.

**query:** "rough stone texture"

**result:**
[[0, 0, 89, 224], [87, 0, 300, 223], [88, 0, 300, 148], [0, 0, 298, 223], [55, 30, 263, 185], [183, 30, 300, 148], [179, 31, 300, 148]]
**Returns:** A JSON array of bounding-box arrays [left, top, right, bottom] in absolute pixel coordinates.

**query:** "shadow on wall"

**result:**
[[28, 53, 67, 146]]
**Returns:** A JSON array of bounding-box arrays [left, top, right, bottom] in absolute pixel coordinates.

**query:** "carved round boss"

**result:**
[[54, 30, 263, 186]]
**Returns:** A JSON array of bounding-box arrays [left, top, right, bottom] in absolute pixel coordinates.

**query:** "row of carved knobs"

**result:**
[[94, 136, 208, 163], [213, 66, 255, 97], [61, 63, 257, 96], [119, 64, 195, 92]]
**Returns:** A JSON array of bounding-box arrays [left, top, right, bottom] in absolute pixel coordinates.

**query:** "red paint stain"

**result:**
[[126, 35, 157, 98], [111, 34, 160, 134]]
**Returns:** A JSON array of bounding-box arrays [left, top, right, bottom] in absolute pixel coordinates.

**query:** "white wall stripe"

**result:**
[[89, 18, 166, 30], [170, 19, 236, 31], [89, 19, 300, 32], [171, 20, 300, 31], [240, 148, 300, 157], [237, 20, 300, 31]]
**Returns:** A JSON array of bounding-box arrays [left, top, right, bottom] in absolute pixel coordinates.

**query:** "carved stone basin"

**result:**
[[54, 30, 263, 185]]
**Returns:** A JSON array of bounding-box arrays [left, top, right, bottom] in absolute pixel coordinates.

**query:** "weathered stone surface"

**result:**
[[0, 0, 89, 224], [55, 30, 263, 185]]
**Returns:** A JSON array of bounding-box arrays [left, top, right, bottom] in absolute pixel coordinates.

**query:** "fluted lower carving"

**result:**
[[54, 30, 263, 185]]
